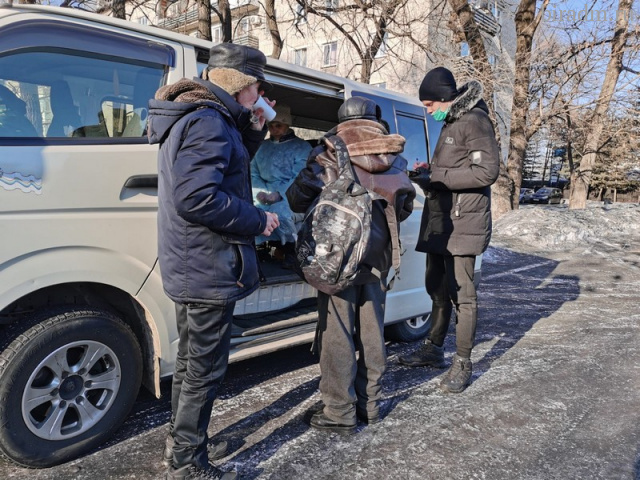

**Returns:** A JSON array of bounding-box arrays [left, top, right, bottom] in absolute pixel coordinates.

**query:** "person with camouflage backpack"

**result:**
[[286, 96, 415, 432]]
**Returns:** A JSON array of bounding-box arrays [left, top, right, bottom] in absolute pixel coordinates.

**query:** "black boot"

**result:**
[[398, 340, 446, 368], [162, 435, 229, 468], [440, 354, 472, 393]]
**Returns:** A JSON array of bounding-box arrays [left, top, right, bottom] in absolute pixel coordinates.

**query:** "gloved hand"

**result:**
[[257, 191, 283, 205], [408, 167, 431, 191]]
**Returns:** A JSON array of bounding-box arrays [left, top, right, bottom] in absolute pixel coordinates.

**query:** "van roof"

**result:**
[[0, 3, 423, 107]]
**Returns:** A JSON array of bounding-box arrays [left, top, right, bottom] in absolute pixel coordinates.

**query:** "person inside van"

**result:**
[[287, 96, 415, 432], [148, 43, 279, 480], [251, 104, 311, 262]]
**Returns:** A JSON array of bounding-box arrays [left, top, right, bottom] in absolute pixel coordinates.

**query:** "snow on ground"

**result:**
[[490, 201, 640, 253]]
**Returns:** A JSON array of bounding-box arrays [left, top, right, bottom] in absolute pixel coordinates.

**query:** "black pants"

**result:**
[[170, 302, 234, 469], [425, 253, 477, 358]]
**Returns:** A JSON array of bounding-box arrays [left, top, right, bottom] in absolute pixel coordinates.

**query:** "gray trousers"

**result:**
[[425, 253, 477, 358], [317, 282, 387, 424]]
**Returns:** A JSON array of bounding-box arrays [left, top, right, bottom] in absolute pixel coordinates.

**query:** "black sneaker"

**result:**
[[309, 411, 356, 434], [162, 436, 229, 468], [398, 340, 446, 368], [440, 354, 472, 394], [166, 463, 237, 480]]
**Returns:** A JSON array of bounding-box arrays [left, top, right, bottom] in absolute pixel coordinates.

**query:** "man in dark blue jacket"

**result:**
[[148, 43, 279, 480]]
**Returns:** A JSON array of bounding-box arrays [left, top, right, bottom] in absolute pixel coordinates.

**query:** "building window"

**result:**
[[460, 42, 470, 57], [374, 32, 389, 58], [212, 25, 222, 44], [294, 48, 307, 67], [325, 0, 338, 15], [137, 17, 149, 26], [295, 4, 308, 25], [322, 41, 338, 67], [238, 17, 250, 35]]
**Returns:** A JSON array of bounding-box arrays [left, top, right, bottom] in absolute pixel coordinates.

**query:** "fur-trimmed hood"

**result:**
[[155, 78, 221, 105], [330, 119, 405, 173], [446, 80, 487, 122]]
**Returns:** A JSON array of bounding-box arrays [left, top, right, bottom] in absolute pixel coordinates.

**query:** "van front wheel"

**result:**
[[0, 307, 142, 468], [385, 314, 431, 342]]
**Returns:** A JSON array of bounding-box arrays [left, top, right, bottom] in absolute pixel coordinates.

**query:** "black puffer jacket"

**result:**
[[287, 119, 415, 284], [416, 81, 500, 256], [148, 78, 267, 305]]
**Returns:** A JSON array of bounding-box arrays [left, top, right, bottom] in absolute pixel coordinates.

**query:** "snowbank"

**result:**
[[491, 201, 640, 252]]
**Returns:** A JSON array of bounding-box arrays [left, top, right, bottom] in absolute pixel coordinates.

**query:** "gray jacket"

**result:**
[[416, 81, 500, 256]]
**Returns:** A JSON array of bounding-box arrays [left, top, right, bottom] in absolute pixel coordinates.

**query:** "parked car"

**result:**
[[530, 187, 564, 204], [0, 3, 484, 468], [519, 187, 535, 204]]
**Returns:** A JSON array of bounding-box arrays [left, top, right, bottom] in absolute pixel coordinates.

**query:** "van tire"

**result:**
[[385, 314, 431, 342], [0, 307, 142, 468]]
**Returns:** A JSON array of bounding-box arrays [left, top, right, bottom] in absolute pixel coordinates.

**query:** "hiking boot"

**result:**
[[162, 435, 229, 468], [440, 354, 472, 394], [309, 411, 356, 434], [166, 463, 237, 480], [398, 340, 446, 368]]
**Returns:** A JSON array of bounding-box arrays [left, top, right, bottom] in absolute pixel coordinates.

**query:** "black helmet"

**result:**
[[338, 96, 381, 123]]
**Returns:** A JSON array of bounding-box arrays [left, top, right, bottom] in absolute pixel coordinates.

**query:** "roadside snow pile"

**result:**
[[491, 201, 640, 252]]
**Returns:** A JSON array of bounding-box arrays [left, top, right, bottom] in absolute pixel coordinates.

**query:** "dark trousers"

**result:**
[[169, 302, 234, 469], [425, 253, 477, 359], [317, 282, 387, 423]]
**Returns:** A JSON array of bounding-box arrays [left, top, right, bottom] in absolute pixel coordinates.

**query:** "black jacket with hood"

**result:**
[[148, 77, 267, 305], [417, 80, 500, 256]]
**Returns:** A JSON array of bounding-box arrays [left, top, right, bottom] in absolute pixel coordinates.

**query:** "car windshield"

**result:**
[[536, 188, 551, 194]]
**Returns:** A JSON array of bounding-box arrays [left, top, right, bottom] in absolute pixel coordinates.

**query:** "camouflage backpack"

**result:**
[[294, 135, 376, 295]]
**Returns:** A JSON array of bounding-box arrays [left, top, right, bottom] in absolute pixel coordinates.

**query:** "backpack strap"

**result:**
[[328, 134, 402, 290]]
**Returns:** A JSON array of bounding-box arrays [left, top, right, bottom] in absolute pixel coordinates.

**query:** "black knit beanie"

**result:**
[[419, 67, 458, 102]]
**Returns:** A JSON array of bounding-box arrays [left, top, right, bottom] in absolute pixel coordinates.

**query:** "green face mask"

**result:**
[[431, 108, 449, 122]]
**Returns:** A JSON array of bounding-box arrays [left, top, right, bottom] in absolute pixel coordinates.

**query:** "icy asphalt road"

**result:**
[[3, 227, 640, 479]]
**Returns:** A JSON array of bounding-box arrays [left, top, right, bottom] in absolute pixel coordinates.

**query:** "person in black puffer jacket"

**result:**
[[148, 43, 280, 480], [399, 67, 500, 394], [287, 97, 415, 432]]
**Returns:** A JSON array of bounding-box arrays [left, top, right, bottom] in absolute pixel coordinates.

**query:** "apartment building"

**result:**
[[126, 0, 515, 155]]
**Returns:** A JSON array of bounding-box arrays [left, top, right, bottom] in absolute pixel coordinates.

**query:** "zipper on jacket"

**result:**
[[454, 193, 461, 218]]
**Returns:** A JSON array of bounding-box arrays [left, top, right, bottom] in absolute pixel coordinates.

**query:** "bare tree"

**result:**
[[569, 0, 634, 208], [197, 0, 212, 41], [212, 0, 233, 42], [112, 0, 126, 18], [264, 0, 284, 58]]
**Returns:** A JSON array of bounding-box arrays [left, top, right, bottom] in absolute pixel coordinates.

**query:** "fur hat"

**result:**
[[419, 67, 459, 102], [205, 43, 272, 96], [270, 104, 292, 125]]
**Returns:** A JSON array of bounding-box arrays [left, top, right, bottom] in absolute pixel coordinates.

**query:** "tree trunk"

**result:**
[[504, 0, 538, 215], [569, 0, 632, 209], [214, 0, 232, 43], [197, 0, 212, 41], [112, 0, 125, 19], [264, 0, 283, 58]]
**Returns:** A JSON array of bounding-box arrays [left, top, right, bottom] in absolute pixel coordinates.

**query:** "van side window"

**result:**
[[396, 114, 429, 165], [0, 51, 165, 141]]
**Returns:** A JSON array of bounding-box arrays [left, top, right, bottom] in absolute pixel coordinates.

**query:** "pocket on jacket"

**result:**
[[221, 235, 258, 288]]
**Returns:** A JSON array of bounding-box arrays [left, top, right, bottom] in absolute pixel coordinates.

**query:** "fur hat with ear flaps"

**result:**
[[204, 43, 272, 96]]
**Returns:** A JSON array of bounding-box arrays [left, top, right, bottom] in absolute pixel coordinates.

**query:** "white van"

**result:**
[[0, 3, 479, 468]]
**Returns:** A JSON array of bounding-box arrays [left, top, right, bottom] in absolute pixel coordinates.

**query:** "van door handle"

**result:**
[[123, 175, 158, 189]]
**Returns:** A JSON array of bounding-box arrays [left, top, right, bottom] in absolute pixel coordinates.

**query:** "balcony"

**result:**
[[157, 0, 259, 30], [472, 7, 499, 35], [234, 34, 259, 49], [453, 56, 475, 81]]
